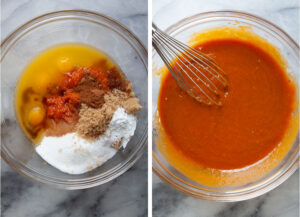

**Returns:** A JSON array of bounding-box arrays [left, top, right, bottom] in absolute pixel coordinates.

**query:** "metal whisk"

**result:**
[[152, 23, 228, 105]]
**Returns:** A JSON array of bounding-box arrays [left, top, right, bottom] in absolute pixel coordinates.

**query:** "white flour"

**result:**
[[36, 107, 137, 174]]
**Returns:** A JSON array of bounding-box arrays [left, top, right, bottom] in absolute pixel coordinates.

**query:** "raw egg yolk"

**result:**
[[57, 57, 73, 72], [28, 106, 45, 126]]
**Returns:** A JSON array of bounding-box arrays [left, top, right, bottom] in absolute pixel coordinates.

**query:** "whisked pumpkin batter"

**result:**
[[158, 36, 295, 170]]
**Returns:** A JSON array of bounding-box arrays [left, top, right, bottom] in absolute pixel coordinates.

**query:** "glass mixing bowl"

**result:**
[[152, 11, 299, 201], [1, 10, 147, 189]]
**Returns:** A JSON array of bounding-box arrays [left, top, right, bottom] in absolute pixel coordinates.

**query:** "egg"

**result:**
[[28, 106, 45, 126], [57, 56, 74, 72]]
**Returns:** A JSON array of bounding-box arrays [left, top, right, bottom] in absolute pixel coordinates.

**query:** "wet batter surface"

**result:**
[[158, 39, 295, 170]]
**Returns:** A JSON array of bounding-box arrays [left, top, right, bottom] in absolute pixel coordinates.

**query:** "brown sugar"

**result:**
[[45, 117, 77, 137], [75, 104, 113, 139], [112, 139, 122, 149], [105, 89, 142, 115]]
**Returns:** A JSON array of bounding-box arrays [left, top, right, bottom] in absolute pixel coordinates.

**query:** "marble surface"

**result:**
[[1, 0, 147, 217], [152, 0, 299, 217]]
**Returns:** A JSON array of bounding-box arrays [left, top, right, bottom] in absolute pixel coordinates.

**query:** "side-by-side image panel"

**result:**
[[152, 0, 299, 216], [1, 1, 148, 217]]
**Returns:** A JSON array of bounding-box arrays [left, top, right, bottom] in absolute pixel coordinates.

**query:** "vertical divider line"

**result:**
[[148, 0, 153, 216]]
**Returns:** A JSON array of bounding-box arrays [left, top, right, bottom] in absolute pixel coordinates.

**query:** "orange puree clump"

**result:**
[[158, 38, 296, 170], [45, 89, 80, 122]]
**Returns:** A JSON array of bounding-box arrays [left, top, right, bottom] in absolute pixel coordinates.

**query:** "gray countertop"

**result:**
[[1, 0, 147, 217], [152, 0, 299, 217]]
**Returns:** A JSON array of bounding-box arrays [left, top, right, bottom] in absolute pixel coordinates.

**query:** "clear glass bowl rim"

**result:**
[[1, 10, 148, 189], [152, 10, 299, 202]]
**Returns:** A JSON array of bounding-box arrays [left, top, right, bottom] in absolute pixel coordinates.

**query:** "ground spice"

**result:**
[[73, 73, 106, 108]]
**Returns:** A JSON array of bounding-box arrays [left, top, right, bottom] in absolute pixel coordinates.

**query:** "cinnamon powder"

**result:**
[[74, 73, 105, 108]]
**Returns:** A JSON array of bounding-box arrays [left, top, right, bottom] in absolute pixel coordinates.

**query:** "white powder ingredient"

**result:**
[[36, 107, 137, 174]]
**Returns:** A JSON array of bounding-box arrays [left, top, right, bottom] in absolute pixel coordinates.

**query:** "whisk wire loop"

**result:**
[[155, 30, 219, 95], [153, 34, 202, 100], [153, 24, 228, 105], [153, 31, 216, 102]]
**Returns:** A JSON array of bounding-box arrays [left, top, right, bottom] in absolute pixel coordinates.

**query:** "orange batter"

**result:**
[[158, 39, 295, 170]]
